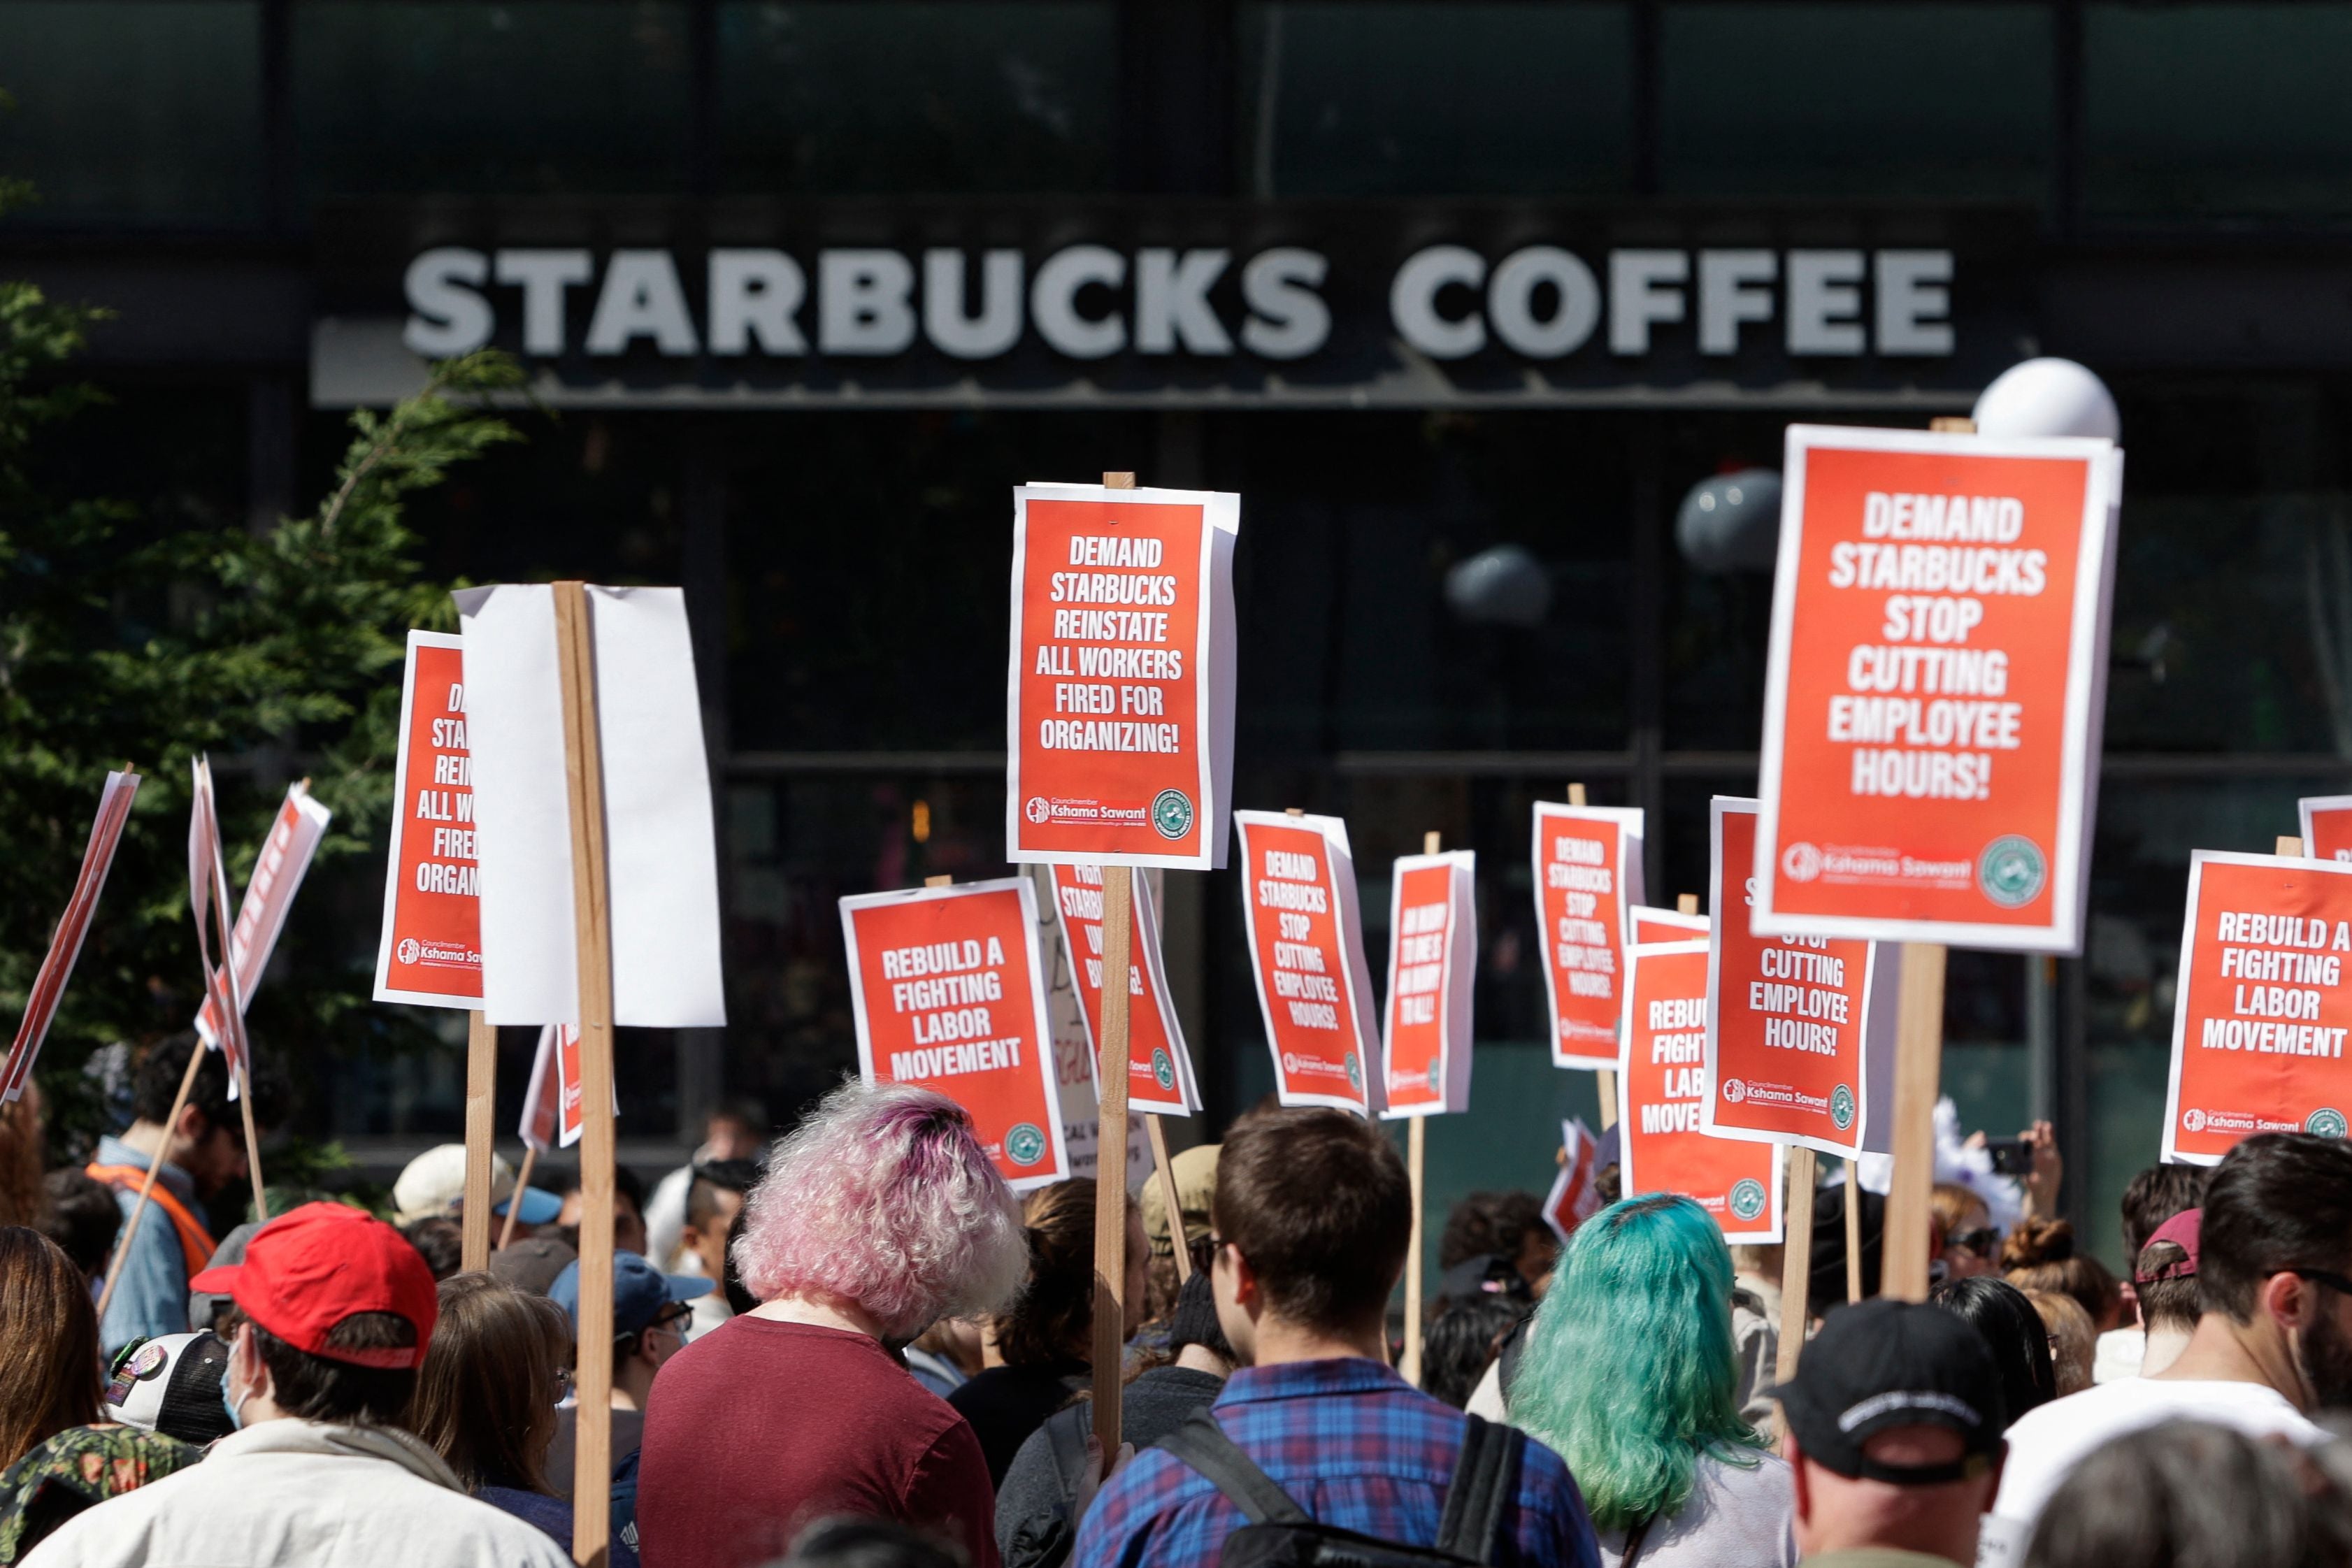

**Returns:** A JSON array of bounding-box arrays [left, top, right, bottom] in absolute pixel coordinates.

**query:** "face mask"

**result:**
[[220, 1378, 245, 1432]]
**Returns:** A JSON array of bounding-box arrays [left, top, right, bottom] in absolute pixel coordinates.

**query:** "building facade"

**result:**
[[9, 0, 2352, 1259]]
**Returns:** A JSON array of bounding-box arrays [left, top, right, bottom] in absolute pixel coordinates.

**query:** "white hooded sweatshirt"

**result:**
[[24, 1419, 575, 1568]]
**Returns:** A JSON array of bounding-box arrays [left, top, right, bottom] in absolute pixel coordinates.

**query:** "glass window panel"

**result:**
[[717, 3, 1114, 193], [2087, 3, 2352, 217], [0, 1, 261, 224], [1661, 3, 2053, 203], [294, 1, 693, 198], [722, 410, 1630, 755], [1238, 2, 1633, 197]]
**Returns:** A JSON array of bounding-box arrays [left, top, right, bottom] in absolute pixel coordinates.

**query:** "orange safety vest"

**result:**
[[86, 1163, 219, 1280]]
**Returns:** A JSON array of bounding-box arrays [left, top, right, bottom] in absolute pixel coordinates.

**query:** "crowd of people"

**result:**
[[8, 1035, 2352, 1567]]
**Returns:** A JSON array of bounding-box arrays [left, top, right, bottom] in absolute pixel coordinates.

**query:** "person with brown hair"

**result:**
[[949, 1178, 1148, 1486], [1072, 1105, 1597, 1568], [2095, 1162, 2208, 1382], [1931, 1184, 2000, 1283], [0, 1226, 104, 1471], [408, 1272, 577, 1548], [0, 1088, 47, 1231], [29, 1202, 573, 1568], [2025, 1291, 2095, 1397], [2002, 1218, 2121, 1333]]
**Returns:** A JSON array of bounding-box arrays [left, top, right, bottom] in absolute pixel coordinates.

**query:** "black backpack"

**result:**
[[1152, 1409, 1526, 1568]]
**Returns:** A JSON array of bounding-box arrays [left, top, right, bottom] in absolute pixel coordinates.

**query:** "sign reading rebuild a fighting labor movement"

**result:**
[[1705, 798, 1890, 1160], [1620, 939, 1784, 1242], [2164, 851, 2352, 1164], [1235, 811, 1383, 1116], [842, 878, 1069, 1191], [1533, 803, 1647, 1070], [1380, 851, 1477, 1118], [1047, 864, 1200, 1116], [1754, 425, 2124, 952], [1006, 482, 1239, 870], [375, 631, 483, 1007], [2302, 797, 2352, 865]]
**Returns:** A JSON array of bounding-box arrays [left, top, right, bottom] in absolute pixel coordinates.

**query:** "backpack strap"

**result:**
[[1154, 1411, 1315, 1527], [1045, 1404, 1093, 1506], [1433, 1416, 1525, 1565]]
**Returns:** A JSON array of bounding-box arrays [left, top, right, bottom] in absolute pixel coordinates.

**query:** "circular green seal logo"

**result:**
[[1150, 789, 1195, 841], [1344, 1051, 1363, 1091], [1426, 1060, 1444, 1095], [1005, 1122, 1047, 1166], [1979, 835, 2047, 909], [2311, 1108, 2349, 1139], [1830, 1084, 1857, 1131], [1152, 1048, 1176, 1092], [1728, 1179, 1769, 1223]]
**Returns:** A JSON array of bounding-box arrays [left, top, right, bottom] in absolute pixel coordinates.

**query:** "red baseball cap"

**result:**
[[189, 1202, 438, 1369], [2135, 1207, 2202, 1284]]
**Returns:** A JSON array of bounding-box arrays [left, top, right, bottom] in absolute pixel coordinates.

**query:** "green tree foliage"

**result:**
[[0, 259, 524, 1153]]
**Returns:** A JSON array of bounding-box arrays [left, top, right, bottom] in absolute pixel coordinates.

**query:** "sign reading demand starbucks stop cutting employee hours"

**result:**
[[1005, 482, 1240, 870], [1754, 425, 2123, 953]]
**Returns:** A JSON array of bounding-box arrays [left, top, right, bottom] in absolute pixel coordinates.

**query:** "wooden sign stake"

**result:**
[[1677, 893, 1699, 917], [2280, 835, 2307, 859], [554, 581, 620, 1568], [1089, 471, 1140, 1463], [1398, 828, 1442, 1386], [95, 1042, 207, 1322], [1881, 942, 1949, 1302], [1776, 1146, 1816, 1384], [499, 1144, 537, 1253], [461, 1012, 497, 1272], [1147, 1115, 1191, 1284], [1846, 1158, 1865, 1304], [203, 837, 268, 1223], [1566, 782, 1621, 1133]]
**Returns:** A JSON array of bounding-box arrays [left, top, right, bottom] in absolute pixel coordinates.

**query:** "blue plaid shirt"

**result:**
[[1071, 1357, 1598, 1568]]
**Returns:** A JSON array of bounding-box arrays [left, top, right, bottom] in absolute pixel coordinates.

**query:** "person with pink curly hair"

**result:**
[[634, 1080, 1028, 1568]]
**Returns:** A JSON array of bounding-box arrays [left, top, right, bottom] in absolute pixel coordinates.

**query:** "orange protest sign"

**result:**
[[2301, 798, 2352, 865], [1235, 811, 1382, 1116], [521, 1023, 585, 1151], [1533, 803, 1647, 1070], [1005, 483, 1238, 870], [1047, 864, 1199, 1116], [4, 769, 140, 1104], [1704, 798, 1891, 1160], [2163, 851, 2352, 1163], [1380, 851, 1476, 1117], [196, 781, 331, 1046], [1542, 1117, 1602, 1244], [841, 878, 1069, 1190], [374, 631, 484, 1007], [1755, 426, 2123, 952], [1619, 940, 1784, 1242], [1632, 905, 1709, 944]]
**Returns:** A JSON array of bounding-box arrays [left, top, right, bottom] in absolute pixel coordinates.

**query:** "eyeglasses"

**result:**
[[2290, 1267, 2352, 1297], [1949, 1228, 2002, 1256]]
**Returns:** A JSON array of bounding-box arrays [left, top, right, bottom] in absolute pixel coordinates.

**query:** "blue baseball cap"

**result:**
[[551, 1251, 714, 1338], [495, 1185, 565, 1226]]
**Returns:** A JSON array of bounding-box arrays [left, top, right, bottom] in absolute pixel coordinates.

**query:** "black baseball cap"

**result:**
[[1779, 1300, 2008, 1485]]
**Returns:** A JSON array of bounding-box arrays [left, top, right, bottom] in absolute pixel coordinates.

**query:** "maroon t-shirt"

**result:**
[[636, 1316, 1000, 1568]]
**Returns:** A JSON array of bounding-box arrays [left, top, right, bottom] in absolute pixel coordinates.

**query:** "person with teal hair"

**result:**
[[1507, 1194, 1795, 1567]]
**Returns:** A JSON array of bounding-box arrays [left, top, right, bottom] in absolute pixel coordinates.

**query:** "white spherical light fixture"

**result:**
[[1970, 357, 2120, 443]]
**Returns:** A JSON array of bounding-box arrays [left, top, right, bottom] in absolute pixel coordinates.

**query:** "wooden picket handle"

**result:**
[[499, 1144, 537, 1253], [95, 1042, 206, 1323], [554, 582, 620, 1568], [462, 1012, 497, 1272], [203, 838, 268, 1223], [1846, 1158, 1865, 1303], [1398, 828, 1442, 1386], [1566, 782, 1621, 1133], [2280, 835, 2307, 859], [1147, 1114, 1190, 1284], [1777, 1146, 1816, 1383], [1881, 943, 1948, 1302], [1090, 472, 1140, 1462]]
